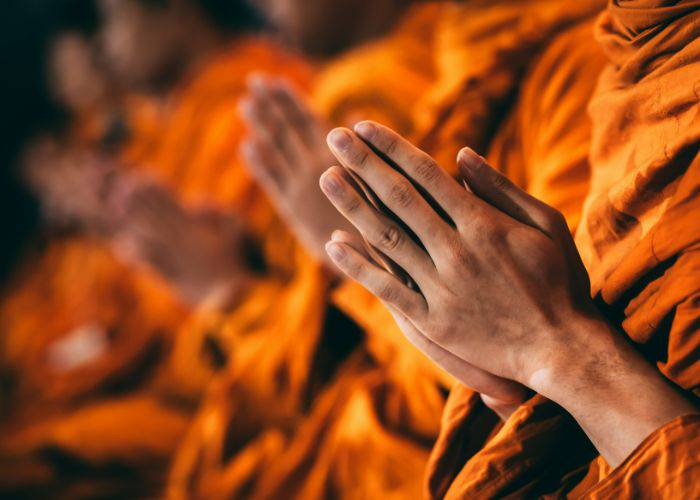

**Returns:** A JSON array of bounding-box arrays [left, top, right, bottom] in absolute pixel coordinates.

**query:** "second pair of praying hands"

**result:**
[[238, 78, 697, 467]]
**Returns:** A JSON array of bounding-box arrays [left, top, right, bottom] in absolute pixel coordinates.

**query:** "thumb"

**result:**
[[457, 147, 590, 292]]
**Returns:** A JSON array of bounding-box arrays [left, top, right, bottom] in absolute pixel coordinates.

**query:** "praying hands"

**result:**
[[321, 121, 698, 466], [239, 74, 356, 267]]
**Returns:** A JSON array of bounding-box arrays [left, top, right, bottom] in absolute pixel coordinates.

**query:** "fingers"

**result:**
[[334, 226, 530, 405], [333, 227, 418, 290], [457, 148, 587, 278], [240, 75, 307, 172], [325, 238, 427, 318], [266, 78, 323, 149], [326, 127, 453, 257], [388, 307, 529, 404], [458, 148, 561, 235], [353, 121, 473, 222], [329, 229, 371, 259], [239, 136, 289, 195], [320, 166, 437, 288]]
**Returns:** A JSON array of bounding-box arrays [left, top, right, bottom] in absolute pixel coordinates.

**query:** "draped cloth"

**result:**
[[168, 2, 615, 498], [0, 37, 314, 499], [0, 238, 188, 498], [166, 8, 446, 497], [425, 1, 700, 497]]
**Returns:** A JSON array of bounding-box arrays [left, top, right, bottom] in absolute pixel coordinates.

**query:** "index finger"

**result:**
[[326, 127, 453, 259], [353, 121, 477, 223]]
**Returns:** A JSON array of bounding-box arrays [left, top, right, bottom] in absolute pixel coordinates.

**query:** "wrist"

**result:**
[[523, 311, 619, 403], [523, 311, 699, 465]]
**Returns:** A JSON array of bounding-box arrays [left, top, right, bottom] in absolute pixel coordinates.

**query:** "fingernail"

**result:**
[[328, 129, 352, 150], [331, 230, 344, 241], [320, 171, 344, 196], [457, 147, 485, 172], [325, 241, 346, 261], [353, 121, 375, 140]]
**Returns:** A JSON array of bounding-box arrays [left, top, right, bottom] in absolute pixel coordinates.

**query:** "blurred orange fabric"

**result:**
[[2, 0, 697, 498], [0, 36, 313, 498]]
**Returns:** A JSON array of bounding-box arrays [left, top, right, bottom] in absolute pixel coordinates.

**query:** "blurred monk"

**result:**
[[317, 1, 700, 498], [23, 0, 273, 306], [1, 0, 310, 497], [169, 1, 610, 498]]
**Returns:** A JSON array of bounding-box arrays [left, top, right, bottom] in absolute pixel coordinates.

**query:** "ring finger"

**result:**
[[320, 166, 437, 289]]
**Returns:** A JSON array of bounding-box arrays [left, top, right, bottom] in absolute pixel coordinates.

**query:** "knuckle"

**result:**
[[465, 212, 491, 235], [346, 257, 364, 278], [452, 198, 481, 227], [376, 224, 402, 252], [383, 137, 398, 156], [446, 236, 472, 269], [377, 281, 398, 303], [341, 194, 362, 213], [549, 209, 567, 228], [414, 156, 439, 183], [490, 170, 511, 191], [389, 181, 414, 208], [541, 208, 567, 235], [352, 150, 369, 169]]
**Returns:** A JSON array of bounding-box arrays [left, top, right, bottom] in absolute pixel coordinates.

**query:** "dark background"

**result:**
[[0, 0, 98, 282]]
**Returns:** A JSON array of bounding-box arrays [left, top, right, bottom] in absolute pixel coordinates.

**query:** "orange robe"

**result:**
[[167, 2, 609, 498], [166, 9, 444, 496], [0, 36, 314, 499], [425, 1, 700, 497], [118, 36, 317, 404], [315, 2, 605, 498], [0, 238, 188, 498]]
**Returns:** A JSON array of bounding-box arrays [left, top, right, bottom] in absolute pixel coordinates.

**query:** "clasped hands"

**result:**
[[319, 120, 700, 467], [238, 81, 698, 465], [320, 120, 595, 405]]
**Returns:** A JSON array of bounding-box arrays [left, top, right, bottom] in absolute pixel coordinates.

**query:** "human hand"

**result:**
[[321, 121, 699, 462], [320, 121, 593, 388], [239, 74, 355, 266]]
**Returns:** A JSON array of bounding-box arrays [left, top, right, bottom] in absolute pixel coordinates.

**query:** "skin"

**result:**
[[236, 68, 526, 417], [26, 1, 250, 306], [22, 138, 125, 232], [247, 0, 412, 57], [320, 120, 699, 466], [238, 0, 413, 264], [98, 0, 222, 91], [112, 180, 254, 306], [23, 136, 251, 306], [236, 0, 521, 415], [97, 0, 251, 305], [239, 75, 356, 267], [48, 32, 110, 116], [24, 33, 121, 231]]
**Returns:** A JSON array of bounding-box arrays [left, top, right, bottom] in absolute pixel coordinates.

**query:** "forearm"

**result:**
[[529, 314, 699, 467]]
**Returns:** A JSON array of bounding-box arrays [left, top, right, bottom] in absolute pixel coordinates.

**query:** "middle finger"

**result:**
[[320, 166, 437, 290], [326, 128, 453, 259]]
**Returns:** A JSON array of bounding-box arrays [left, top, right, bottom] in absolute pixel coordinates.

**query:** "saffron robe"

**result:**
[[425, 1, 700, 497]]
